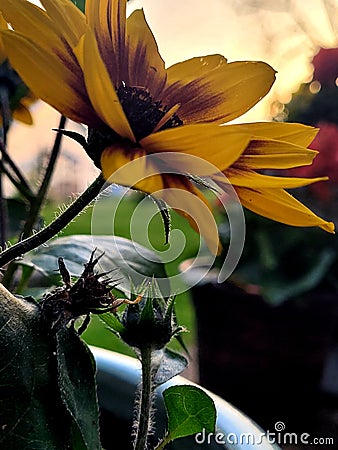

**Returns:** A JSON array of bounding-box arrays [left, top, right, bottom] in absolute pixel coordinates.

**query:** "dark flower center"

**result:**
[[86, 84, 183, 166], [117, 83, 183, 141]]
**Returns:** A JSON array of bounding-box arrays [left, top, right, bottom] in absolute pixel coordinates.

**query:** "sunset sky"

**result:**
[[7, 0, 338, 195]]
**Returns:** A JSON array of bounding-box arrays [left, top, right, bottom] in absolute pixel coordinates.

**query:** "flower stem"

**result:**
[[0, 85, 10, 249], [0, 173, 106, 268], [0, 140, 34, 198], [21, 115, 66, 240], [134, 346, 154, 450]]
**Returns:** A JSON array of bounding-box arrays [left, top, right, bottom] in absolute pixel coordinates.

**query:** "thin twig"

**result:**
[[0, 159, 34, 200], [0, 139, 34, 196], [0, 86, 10, 249], [21, 115, 66, 239]]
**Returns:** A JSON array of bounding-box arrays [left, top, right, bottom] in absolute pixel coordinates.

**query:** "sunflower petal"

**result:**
[[0, 0, 65, 51], [101, 144, 164, 193], [1, 31, 98, 126], [74, 31, 135, 141], [162, 60, 276, 124], [237, 187, 335, 232], [221, 168, 328, 188], [12, 103, 33, 125], [237, 138, 318, 169], [167, 54, 228, 84], [40, 0, 86, 47], [226, 122, 318, 147], [141, 123, 251, 174], [125, 9, 167, 97], [86, 0, 126, 85], [0, 13, 8, 62]]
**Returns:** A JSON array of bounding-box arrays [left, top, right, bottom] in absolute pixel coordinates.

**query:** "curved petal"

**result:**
[[221, 168, 328, 188], [2, 31, 99, 126], [86, 0, 126, 85], [237, 138, 318, 169], [237, 187, 335, 233], [0, 13, 8, 62], [161, 60, 276, 124], [86, 2, 167, 96], [141, 123, 251, 174], [225, 122, 318, 147], [157, 176, 221, 255], [74, 31, 135, 141], [0, 0, 66, 52], [101, 143, 164, 193], [12, 103, 33, 125], [40, 0, 86, 47], [125, 9, 167, 98], [167, 54, 228, 84]]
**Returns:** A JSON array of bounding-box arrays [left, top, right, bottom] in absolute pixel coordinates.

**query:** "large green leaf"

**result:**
[[0, 284, 94, 449], [0, 283, 101, 449], [161, 385, 216, 445], [20, 234, 168, 295], [56, 329, 101, 450]]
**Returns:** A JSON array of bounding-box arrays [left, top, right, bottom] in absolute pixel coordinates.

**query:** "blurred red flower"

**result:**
[[288, 121, 338, 202], [312, 47, 338, 88]]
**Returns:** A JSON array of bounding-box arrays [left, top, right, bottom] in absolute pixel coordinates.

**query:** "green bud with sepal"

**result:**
[[120, 285, 185, 351]]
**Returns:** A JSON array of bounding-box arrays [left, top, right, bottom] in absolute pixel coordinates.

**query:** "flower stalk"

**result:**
[[0, 84, 11, 249], [21, 115, 67, 240], [0, 139, 34, 199], [133, 346, 155, 450]]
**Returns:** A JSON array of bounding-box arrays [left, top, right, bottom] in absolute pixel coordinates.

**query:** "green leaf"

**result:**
[[140, 297, 155, 322], [154, 348, 188, 386], [19, 234, 167, 294], [99, 312, 126, 334], [0, 284, 102, 449], [0, 285, 72, 449], [56, 328, 101, 450], [163, 385, 216, 442]]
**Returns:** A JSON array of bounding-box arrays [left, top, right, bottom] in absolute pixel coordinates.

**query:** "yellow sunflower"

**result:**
[[0, 0, 333, 252], [0, 13, 35, 125]]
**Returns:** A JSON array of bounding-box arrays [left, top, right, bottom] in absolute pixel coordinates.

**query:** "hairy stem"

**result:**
[[134, 346, 154, 450], [0, 173, 106, 268]]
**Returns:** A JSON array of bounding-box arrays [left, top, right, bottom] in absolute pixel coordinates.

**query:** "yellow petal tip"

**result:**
[[321, 221, 335, 234]]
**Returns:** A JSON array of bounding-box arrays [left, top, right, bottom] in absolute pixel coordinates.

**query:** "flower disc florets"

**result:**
[[86, 83, 183, 165], [117, 83, 183, 141]]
